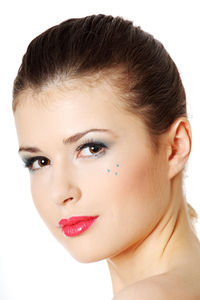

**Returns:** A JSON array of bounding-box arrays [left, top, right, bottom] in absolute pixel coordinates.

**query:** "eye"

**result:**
[[23, 156, 50, 172], [22, 139, 107, 172], [76, 139, 107, 158]]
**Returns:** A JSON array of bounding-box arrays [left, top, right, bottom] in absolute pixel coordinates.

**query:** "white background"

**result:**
[[0, 1, 200, 299]]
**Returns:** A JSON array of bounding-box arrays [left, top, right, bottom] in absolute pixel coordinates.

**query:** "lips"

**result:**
[[58, 216, 99, 237]]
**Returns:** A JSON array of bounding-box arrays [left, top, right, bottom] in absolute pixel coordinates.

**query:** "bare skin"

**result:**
[[110, 190, 200, 299], [13, 78, 200, 300]]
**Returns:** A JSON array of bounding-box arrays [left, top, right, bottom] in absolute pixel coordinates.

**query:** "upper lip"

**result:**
[[58, 216, 99, 227]]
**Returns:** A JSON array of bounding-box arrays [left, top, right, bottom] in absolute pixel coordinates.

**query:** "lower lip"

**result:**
[[61, 217, 99, 237]]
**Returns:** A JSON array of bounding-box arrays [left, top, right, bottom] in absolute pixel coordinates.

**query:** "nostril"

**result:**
[[63, 198, 73, 204]]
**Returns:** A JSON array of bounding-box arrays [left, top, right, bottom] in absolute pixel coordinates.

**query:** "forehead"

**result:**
[[14, 76, 125, 112], [13, 77, 152, 150], [13, 67, 131, 112], [14, 75, 143, 127]]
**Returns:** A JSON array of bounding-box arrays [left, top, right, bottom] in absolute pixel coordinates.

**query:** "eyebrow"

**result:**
[[18, 128, 116, 153]]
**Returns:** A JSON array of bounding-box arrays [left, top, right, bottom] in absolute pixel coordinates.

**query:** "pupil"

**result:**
[[40, 158, 47, 166], [90, 145, 100, 153]]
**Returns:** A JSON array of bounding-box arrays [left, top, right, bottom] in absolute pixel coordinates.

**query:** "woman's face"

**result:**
[[14, 78, 170, 263]]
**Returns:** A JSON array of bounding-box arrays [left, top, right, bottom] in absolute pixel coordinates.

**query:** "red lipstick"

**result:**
[[58, 216, 99, 237]]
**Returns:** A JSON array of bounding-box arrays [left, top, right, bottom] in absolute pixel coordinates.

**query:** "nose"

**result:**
[[49, 166, 81, 206]]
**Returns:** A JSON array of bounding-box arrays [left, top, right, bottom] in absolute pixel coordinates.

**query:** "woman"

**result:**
[[12, 14, 200, 299]]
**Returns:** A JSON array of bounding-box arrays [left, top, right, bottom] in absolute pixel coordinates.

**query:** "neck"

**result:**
[[106, 173, 200, 296]]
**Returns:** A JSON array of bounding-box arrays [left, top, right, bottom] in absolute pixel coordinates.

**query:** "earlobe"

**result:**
[[167, 118, 192, 180]]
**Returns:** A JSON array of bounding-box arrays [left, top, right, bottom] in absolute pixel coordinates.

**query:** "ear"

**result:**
[[167, 117, 192, 180]]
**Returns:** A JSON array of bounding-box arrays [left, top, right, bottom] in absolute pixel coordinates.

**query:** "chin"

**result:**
[[57, 237, 110, 263], [72, 254, 103, 264], [67, 246, 108, 264]]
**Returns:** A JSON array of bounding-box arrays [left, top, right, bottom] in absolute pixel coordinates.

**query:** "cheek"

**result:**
[[122, 158, 157, 202], [103, 155, 158, 205], [30, 174, 57, 225], [100, 154, 167, 233]]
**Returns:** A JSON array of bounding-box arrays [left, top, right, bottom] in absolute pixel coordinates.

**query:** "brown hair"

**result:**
[[12, 14, 198, 224]]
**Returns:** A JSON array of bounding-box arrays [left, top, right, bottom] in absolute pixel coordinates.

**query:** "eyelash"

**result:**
[[22, 138, 107, 172]]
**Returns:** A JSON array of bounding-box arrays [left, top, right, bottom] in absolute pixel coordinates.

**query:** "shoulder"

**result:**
[[112, 270, 200, 300]]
